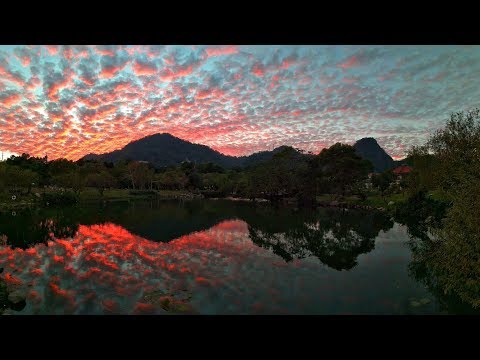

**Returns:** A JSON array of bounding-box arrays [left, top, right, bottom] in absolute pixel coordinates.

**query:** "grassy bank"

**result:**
[[1, 186, 448, 214], [78, 188, 199, 202], [0, 188, 202, 210]]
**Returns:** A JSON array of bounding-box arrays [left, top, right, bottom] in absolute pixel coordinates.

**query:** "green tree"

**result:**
[[317, 143, 373, 198], [405, 109, 480, 308], [371, 170, 395, 204], [2, 165, 39, 194], [52, 171, 85, 194], [125, 161, 155, 190], [85, 171, 116, 196]]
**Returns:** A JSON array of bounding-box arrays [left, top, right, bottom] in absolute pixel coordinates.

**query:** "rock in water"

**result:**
[[8, 290, 27, 304]]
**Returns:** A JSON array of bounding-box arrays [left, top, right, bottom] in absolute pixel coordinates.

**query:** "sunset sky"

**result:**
[[1, 45, 479, 160]]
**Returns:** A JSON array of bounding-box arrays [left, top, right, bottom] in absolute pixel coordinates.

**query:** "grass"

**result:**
[[78, 188, 196, 202], [0, 187, 199, 210], [427, 189, 450, 202]]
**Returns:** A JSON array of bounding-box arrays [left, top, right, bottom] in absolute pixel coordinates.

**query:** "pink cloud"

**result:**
[[337, 55, 360, 69], [2, 93, 22, 107], [132, 61, 157, 76], [252, 63, 265, 77], [205, 46, 239, 58]]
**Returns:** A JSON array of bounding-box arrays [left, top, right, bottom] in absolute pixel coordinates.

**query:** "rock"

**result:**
[[419, 298, 431, 305], [388, 201, 395, 206], [143, 288, 195, 314], [410, 300, 421, 307], [8, 290, 27, 304], [9, 299, 26, 312], [34, 193, 41, 198], [330, 200, 339, 206], [1, 309, 15, 315]]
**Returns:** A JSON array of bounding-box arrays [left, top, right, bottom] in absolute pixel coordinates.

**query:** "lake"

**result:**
[[0, 199, 475, 314]]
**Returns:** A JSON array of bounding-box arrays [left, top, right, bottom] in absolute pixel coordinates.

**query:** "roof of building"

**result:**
[[392, 165, 412, 174]]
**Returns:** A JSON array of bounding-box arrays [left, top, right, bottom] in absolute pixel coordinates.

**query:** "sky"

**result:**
[[1, 45, 479, 161]]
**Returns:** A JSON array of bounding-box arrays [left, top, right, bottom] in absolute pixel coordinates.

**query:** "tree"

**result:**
[[126, 162, 154, 190], [52, 171, 85, 194], [371, 170, 395, 204], [85, 171, 116, 196], [404, 109, 480, 308], [317, 143, 373, 197], [156, 169, 188, 190], [2, 165, 39, 194]]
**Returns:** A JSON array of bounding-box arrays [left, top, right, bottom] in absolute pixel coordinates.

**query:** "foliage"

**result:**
[[371, 170, 396, 203], [85, 171, 116, 196], [51, 171, 85, 193], [317, 143, 373, 197], [403, 109, 480, 308], [41, 191, 79, 206]]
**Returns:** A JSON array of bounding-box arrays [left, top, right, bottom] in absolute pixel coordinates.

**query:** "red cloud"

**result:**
[[132, 61, 157, 76], [277, 57, 297, 70], [79, 76, 95, 86], [195, 88, 225, 100], [205, 46, 238, 57], [252, 63, 265, 77], [99, 64, 127, 79], [114, 82, 131, 92], [47, 71, 74, 101], [63, 47, 73, 60], [0, 67, 25, 87], [19, 56, 31, 67], [2, 93, 22, 107], [95, 47, 115, 57], [46, 45, 58, 55], [160, 65, 194, 81], [337, 55, 360, 69]]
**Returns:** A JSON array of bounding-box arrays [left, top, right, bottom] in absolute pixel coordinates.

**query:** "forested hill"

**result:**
[[82, 133, 399, 170], [81, 133, 293, 168]]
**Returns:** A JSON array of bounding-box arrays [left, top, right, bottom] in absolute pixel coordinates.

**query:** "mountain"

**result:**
[[80, 133, 288, 168], [81, 133, 400, 171], [353, 138, 395, 172]]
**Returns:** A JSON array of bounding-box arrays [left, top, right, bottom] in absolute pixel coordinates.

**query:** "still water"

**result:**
[[0, 200, 475, 314]]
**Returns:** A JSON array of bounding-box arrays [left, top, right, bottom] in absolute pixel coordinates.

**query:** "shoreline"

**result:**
[[0, 192, 393, 214]]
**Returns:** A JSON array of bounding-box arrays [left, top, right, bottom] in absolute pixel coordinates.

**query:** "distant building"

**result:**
[[392, 165, 412, 186], [392, 165, 412, 176]]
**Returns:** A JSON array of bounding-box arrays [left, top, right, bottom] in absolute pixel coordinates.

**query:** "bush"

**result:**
[[394, 190, 450, 226], [41, 191, 78, 206]]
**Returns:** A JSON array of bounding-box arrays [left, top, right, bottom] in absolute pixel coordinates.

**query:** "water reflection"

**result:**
[[0, 208, 79, 249], [398, 217, 480, 314], [248, 208, 394, 270], [0, 200, 476, 314]]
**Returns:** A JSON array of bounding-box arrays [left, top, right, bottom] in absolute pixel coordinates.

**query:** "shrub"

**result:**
[[41, 191, 78, 206]]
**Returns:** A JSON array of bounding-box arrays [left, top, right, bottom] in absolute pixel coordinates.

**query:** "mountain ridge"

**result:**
[[81, 133, 402, 171]]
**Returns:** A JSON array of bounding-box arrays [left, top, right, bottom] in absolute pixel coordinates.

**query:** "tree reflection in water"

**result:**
[[2, 200, 477, 314], [396, 212, 480, 314], [248, 208, 394, 270], [0, 208, 79, 249]]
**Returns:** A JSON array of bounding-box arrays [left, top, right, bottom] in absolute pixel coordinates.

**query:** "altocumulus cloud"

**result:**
[[1, 45, 480, 160]]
